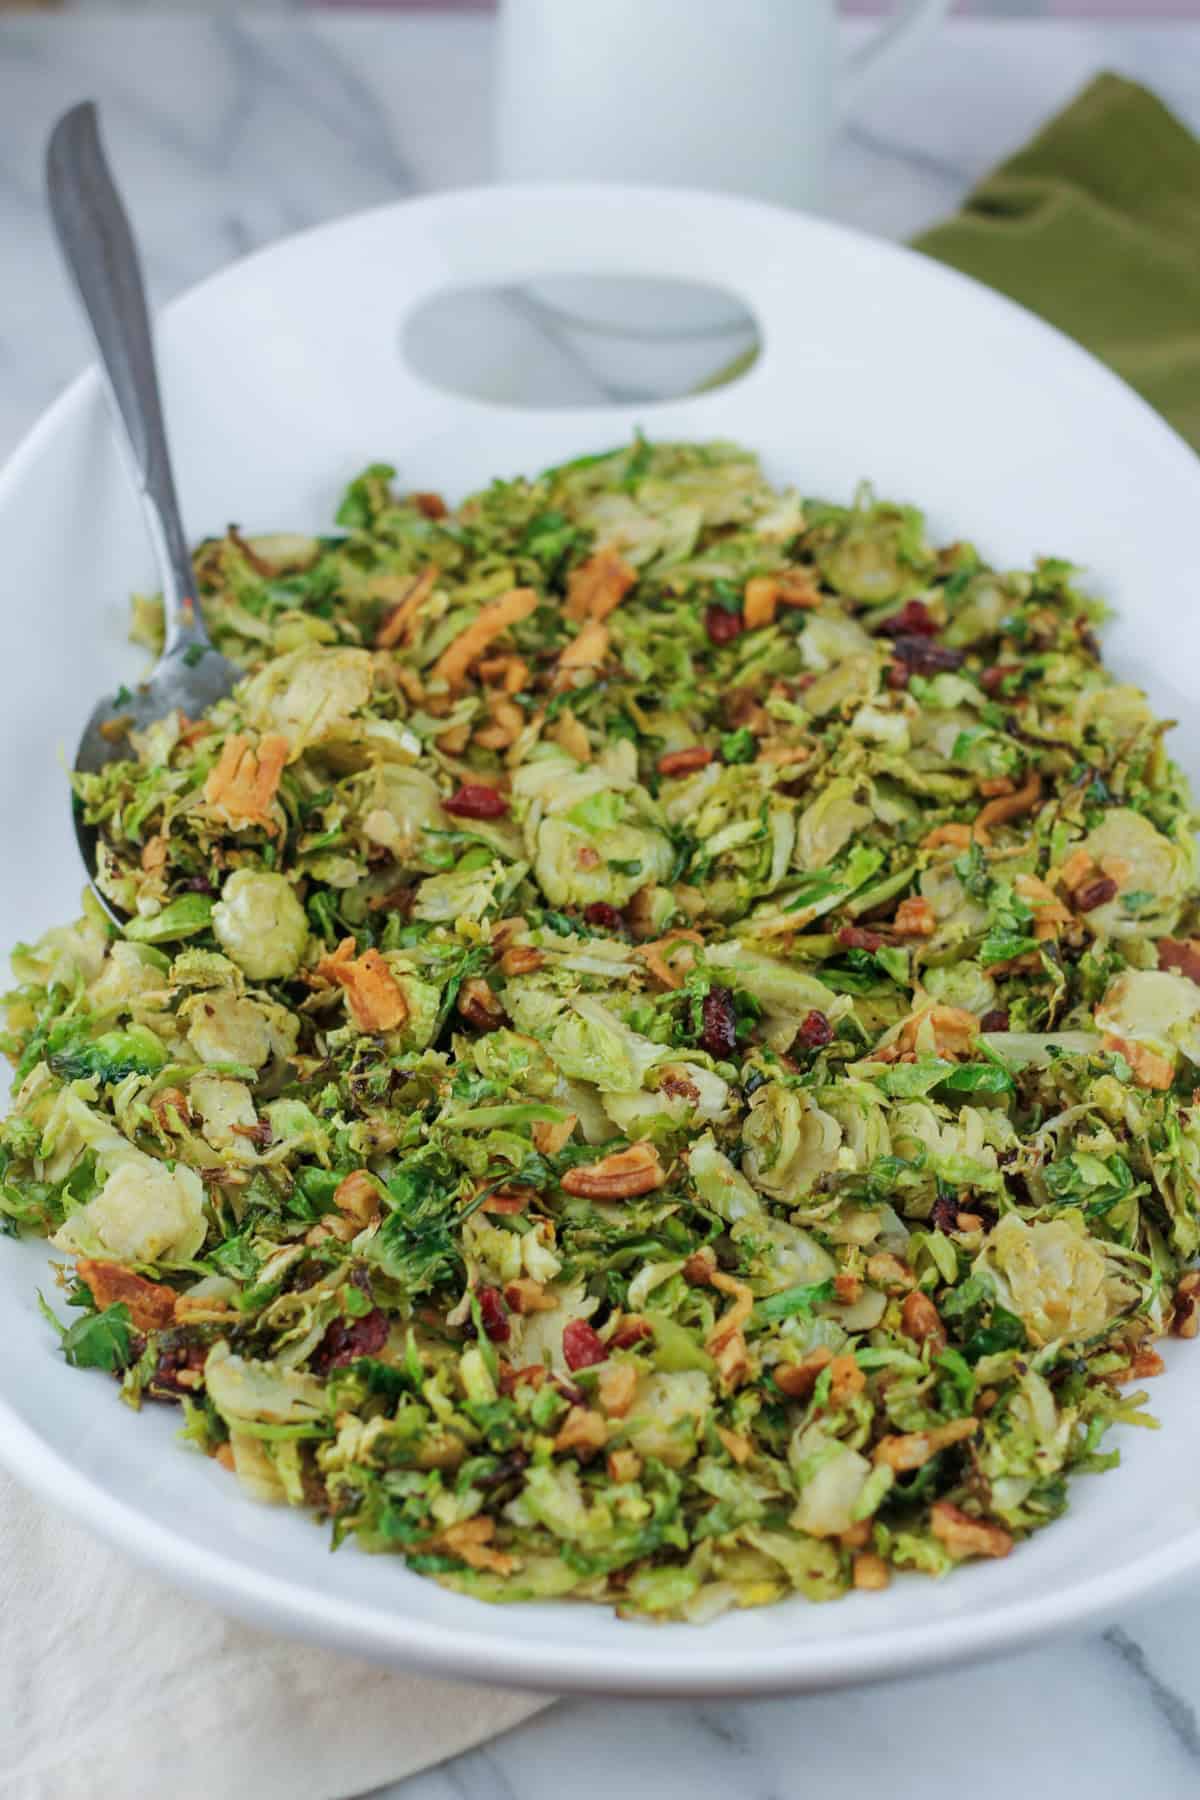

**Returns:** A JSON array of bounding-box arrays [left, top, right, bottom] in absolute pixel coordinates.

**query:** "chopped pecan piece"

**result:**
[[503, 1277, 558, 1315], [499, 945, 544, 976], [864, 1252, 914, 1292], [333, 1170, 382, 1231], [773, 1345, 834, 1398], [429, 1515, 518, 1575], [1101, 1033, 1174, 1090], [531, 1112, 577, 1156], [827, 1353, 865, 1406], [1172, 1272, 1200, 1338], [900, 1291, 947, 1353], [457, 977, 505, 1030], [596, 1362, 638, 1418], [562, 1143, 667, 1201], [715, 1425, 752, 1464], [553, 1406, 608, 1458], [892, 896, 935, 938], [657, 745, 714, 778]]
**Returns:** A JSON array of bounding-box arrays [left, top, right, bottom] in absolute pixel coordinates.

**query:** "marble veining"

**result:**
[[3, 15, 1200, 1799]]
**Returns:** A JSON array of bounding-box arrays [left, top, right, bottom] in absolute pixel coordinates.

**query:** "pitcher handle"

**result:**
[[840, 0, 953, 113]]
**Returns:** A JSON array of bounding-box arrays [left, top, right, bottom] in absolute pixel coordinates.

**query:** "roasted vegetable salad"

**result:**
[[4, 437, 1199, 1619]]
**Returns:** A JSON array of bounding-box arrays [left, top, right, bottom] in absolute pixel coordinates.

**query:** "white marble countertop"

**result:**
[[3, 13, 1200, 1800]]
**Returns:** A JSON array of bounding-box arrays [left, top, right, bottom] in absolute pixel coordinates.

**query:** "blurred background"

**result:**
[[0, 1, 1197, 15]]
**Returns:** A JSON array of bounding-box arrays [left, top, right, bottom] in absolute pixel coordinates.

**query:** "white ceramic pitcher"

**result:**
[[494, 0, 953, 214]]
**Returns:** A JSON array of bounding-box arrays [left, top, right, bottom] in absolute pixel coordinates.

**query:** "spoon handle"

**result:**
[[46, 102, 207, 659]]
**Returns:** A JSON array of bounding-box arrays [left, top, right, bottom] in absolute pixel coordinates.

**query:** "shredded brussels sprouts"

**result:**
[[4, 438, 1197, 1622]]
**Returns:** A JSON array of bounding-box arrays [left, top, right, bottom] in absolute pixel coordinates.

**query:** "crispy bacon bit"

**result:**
[[333, 1170, 382, 1231], [877, 1004, 979, 1064], [865, 1252, 914, 1293], [203, 732, 289, 833], [607, 1448, 643, 1483], [798, 1009, 834, 1049], [828, 1353, 865, 1405], [980, 1009, 1010, 1033], [557, 618, 610, 677], [1159, 939, 1200, 986], [930, 1501, 1013, 1560], [743, 576, 781, 630], [700, 986, 738, 1058], [1057, 848, 1096, 893], [432, 586, 538, 691], [375, 565, 438, 648], [151, 1087, 192, 1133], [477, 1284, 510, 1343], [411, 491, 447, 519], [973, 770, 1041, 845], [596, 1362, 638, 1418], [1075, 875, 1119, 913], [457, 977, 505, 1030], [889, 635, 965, 675], [880, 599, 937, 637], [76, 1258, 177, 1333], [562, 1319, 607, 1370], [499, 945, 544, 977], [474, 695, 525, 751], [773, 1345, 834, 1398], [430, 1515, 517, 1575], [531, 1113, 577, 1157], [704, 604, 743, 645], [873, 1418, 978, 1471], [977, 776, 1016, 799], [892, 896, 936, 938], [715, 1424, 753, 1463], [561, 1142, 666, 1201], [837, 925, 884, 952], [565, 548, 637, 624], [584, 901, 625, 933], [316, 938, 409, 1033], [609, 1314, 655, 1351], [140, 834, 168, 876], [445, 783, 508, 819], [853, 1552, 891, 1591], [900, 1290, 947, 1353], [1101, 1033, 1174, 1090], [553, 1406, 608, 1458], [682, 1247, 717, 1286], [657, 745, 713, 778], [921, 822, 973, 852], [1115, 1346, 1167, 1382], [312, 1304, 389, 1373], [636, 928, 703, 991]]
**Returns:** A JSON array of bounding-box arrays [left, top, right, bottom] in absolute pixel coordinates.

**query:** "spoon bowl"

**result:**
[[46, 102, 240, 920]]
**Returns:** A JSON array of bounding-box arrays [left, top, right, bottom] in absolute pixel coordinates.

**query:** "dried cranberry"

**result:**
[[880, 599, 937, 638], [889, 635, 965, 675], [476, 1449, 529, 1490], [931, 1192, 962, 1234], [445, 784, 509, 819], [562, 1320, 607, 1371], [477, 1284, 510, 1343], [700, 986, 738, 1058], [312, 1306, 389, 1373], [1074, 875, 1118, 913], [885, 662, 910, 691], [182, 875, 215, 894], [837, 924, 884, 952], [980, 1008, 1010, 1033], [584, 902, 625, 933], [705, 605, 743, 646], [797, 1009, 833, 1048]]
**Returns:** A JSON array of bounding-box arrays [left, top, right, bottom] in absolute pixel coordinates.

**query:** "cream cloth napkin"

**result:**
[[0, 1470, 549, 1800]]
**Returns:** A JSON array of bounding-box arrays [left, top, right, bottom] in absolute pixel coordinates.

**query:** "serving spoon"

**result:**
[[46, 102, 240, 921]]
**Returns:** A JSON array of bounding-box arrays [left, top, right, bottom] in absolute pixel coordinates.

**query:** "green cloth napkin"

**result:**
[[913, 73, 1200, 451]]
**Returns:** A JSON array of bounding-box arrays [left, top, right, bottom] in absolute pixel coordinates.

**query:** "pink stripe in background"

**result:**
[[318, 0, 1200, 12]]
